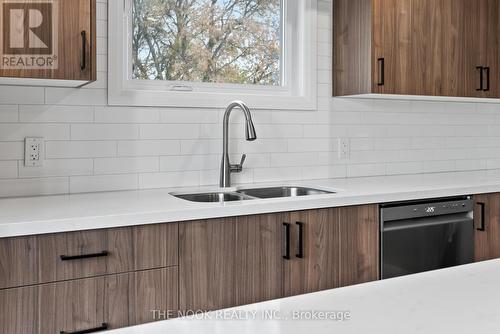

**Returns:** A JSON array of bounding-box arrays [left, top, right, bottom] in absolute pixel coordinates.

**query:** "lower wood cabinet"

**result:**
[[0, 267, 178, 334], [283, 205, 379, 296], [474, 193, 500, 261], [338, 205, 379, 287], [0, 205, 380, 332], [179, 214, 283, 312], [283, 208, 339, 296], [179, 205, 379, 311]]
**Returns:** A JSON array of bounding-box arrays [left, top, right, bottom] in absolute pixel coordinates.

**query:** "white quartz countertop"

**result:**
[[2, 169, 500, 238], [102, 259, 500, 334]]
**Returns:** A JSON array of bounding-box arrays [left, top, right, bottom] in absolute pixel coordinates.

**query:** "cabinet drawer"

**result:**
[[0, 267, 178, 334], [0, 235, 38, 289], [1, 276, 106, 334], [0, 223, 178, 289]]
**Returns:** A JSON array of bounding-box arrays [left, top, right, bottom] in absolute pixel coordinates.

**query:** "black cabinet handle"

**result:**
[[377, 58, 385, 86], [296, 222, 304, 259], [477, 202, 486, 231], [80, 31, 87, 71], [60, 251, 109, 261], [476, 66, 484, 91], [283, 223, 291, 260], [483, 67, 490, 92], [60, 323, 108, 334]]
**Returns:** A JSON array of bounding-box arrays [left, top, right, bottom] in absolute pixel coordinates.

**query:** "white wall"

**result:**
[[0, 0, 500, 197]]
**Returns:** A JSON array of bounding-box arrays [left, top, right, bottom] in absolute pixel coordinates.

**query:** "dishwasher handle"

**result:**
[[476, 202, 486, 231], [383, 213, 472, 232]]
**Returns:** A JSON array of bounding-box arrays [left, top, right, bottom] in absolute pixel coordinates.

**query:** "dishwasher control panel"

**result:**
[[381, 197, 473, 222]]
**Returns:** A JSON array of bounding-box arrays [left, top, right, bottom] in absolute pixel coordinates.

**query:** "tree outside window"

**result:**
[[132, 0, 282, 86]]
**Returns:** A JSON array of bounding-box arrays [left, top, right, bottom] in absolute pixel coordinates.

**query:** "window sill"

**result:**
[[108, 85, 317, 111]]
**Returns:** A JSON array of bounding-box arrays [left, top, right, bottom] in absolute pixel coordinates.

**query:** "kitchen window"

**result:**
[[108, 0, 317, 109]]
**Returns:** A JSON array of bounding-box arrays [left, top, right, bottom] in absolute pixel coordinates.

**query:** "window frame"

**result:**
[[108, 0, 317, 110]]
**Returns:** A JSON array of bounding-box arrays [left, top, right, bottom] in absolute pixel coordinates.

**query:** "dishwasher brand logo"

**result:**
[[0, 0, 58, 69]]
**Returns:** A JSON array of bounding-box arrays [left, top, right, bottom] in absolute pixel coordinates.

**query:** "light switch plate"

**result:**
[[24, 137, 44, 167]]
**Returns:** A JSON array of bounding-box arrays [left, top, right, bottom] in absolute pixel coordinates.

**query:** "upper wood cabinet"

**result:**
[[0, 0, 96, 86], [333, 0, 499, 99], [474, 193, 500, 262], [464, 0, 500, 97]]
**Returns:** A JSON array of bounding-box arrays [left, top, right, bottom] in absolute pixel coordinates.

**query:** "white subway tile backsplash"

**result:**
[[0, 124, 69, 141], [94, 157, 159, 174], [180, 139, 220, 155], [270, 152, 318, 167], [386, 162, 423, 175], [347, 163, 386, 178], [160, 109, 220, 124], [301, 165, 347, 180], [95, 106, 160, 123], [0, 177, 68, 197], [0, 105, 19, 122], [19, 159, 93, 178], [0, 142, 24, 160], [139, 124, 200, 140], [70, 174, 138, 193], [139, 171, 199, 189], [160, 155, 219, 172], [71, 124, 139, 140], [0, 86, 44, 104], [423, 161, 456, 173], [117, 140, 180, 157], [253, 167, 302, 183], [287, 138, 331, 152], [230, 139, 288, 154], [46, 141, 116, 158], [45, 88, 107, 105], [19, 105, 94, 123], [0, 161, 18, 179], [0, 0, 499, 197]]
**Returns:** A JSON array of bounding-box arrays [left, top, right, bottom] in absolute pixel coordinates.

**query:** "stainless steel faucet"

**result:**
[[220, 101, 257, 188]]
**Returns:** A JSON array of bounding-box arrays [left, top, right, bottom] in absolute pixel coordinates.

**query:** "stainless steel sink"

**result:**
[[236, 186, 334, 199], [173, 192, 252, 203]]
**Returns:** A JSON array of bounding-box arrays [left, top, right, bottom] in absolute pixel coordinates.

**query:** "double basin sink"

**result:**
[[173, 186, 335, 203]]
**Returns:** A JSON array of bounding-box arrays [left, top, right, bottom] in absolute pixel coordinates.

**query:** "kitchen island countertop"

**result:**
[[103, 259, 500, 334]]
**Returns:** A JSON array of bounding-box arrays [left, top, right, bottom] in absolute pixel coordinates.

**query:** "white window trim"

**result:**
[[108, 0, 317, 110]]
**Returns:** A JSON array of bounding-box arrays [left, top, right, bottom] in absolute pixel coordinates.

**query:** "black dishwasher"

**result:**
[[380, 197, 474, 279]]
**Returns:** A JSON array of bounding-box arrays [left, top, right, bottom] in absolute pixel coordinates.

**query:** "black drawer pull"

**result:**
[[60, 323, 108, 334], [477, 202, 486, 231], [60, 251, 109, 261], [377, 58, 385, 86], [283, 223, 291, 260], [296, 222, 304, 259], [483, 67, 490, 92], [80, 31, 87, 71], [476, 66, 484, 91]]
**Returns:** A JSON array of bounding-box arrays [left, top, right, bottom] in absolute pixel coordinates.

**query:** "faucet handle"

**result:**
[[230, 154, 246, 173], [239, 154, 246, 167]]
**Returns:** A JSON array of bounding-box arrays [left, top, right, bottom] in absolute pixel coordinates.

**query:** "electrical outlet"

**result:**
[[338, 138, 350, 160], [24, 137, 44, 167]]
